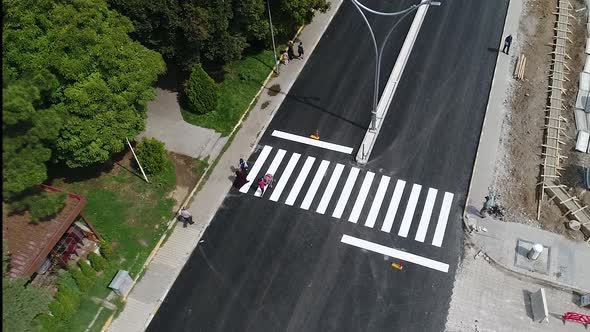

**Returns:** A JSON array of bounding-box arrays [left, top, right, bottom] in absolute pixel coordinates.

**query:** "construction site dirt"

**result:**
[[493, 0, 590, 241]]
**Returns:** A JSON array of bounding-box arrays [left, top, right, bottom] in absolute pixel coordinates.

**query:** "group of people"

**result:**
[[282, 40, 304, 65], [233, 158, 273, 195]]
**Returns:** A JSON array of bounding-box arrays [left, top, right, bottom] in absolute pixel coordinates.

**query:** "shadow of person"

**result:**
[[487, 47, 499, 53]]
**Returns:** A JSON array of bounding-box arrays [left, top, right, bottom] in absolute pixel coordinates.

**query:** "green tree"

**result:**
[[2, 0, 165, 193], [3, 277, 52, 332], [135, 137, 168, 174], [186, 64, 219, 115]]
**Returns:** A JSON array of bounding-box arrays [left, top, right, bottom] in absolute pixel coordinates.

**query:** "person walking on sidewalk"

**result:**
[[239, 158, 248, 173], [298, 42, 304, 60], [480, 196, 494, 218], [288, 40, 295, 60], [178, 207, 194, 228], [502, 35, 512, 54]]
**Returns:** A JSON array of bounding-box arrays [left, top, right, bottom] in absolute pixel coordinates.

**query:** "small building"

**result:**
[[3, 185, 102, 278]]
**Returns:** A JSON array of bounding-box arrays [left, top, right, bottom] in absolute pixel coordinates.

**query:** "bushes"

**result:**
[[185, 64, 218, 115], [135, 137, 168, 175], [99, 240, 115, 261], [47, 271, 81, 325], [88, 252, 108, 271], [79, 260, 96, 280], [69, 266, 92, 292]]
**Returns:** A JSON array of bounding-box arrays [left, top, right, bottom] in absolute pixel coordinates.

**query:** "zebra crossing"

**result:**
[[239, 145, 455, 248]]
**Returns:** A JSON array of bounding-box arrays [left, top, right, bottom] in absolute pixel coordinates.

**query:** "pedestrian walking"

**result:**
[[258, 178, 266, 195], [288, 40, 295, 60], [479, 196, 494, 218], [502, 35, 512, 54], [282, 51, 289, 65], [178, 207, 194, 228], [297, 42, 304, 59], [239, 158, 248, 173]]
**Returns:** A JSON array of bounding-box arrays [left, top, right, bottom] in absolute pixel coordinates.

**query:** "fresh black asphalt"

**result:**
[[147, 0, 509, 331]]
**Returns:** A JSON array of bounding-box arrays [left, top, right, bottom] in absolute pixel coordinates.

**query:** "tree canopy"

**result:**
[[108, 0, 329, 68], [2, 0, 165, 197]]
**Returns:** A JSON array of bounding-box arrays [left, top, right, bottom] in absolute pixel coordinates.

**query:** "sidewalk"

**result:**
[[138, 88, 227, 160], [106, 1, 343, 331]]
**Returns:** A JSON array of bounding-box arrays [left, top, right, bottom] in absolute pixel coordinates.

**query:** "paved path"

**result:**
[[446, 246, 588, 332], [138, 88, 227, 160], [107, 1, 343, 330]]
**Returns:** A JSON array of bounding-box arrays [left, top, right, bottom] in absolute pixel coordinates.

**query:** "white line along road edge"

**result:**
[[356, 3, 432, 164], [340, 234, 449, 273], [272, 130, 354, 154]]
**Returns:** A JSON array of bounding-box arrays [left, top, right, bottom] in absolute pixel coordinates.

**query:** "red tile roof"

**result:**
[[2, 186, 87, 278]]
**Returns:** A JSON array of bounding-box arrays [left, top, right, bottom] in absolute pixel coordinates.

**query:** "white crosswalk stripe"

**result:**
[[241, 146, 456, 248], [364, 175, 390, 228], [398, 184, 422, 238], [255, 149, 286, 197], [285, 156, 316, 206], [300, 160, 330, 210], [414, 188, 438, 242], [332, 167, 360, 219], [316, 164, 345, 214], [432, 192, 454, 247], [240, 145, 272, 193], [381, 179, 406, 233], [269, 153, 301, 201], [348, 172, 375, 223]]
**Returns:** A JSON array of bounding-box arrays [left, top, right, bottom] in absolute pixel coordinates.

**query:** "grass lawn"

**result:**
[[46, 157, 177, 331], [181, 50, 276, 135]]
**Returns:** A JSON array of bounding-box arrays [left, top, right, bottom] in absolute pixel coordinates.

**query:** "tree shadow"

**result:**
[[262, 86, 366, 129]]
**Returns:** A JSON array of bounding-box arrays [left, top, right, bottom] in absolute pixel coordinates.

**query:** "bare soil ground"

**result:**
[[167, 151, 206, 211], [493, 0, 589, 241]]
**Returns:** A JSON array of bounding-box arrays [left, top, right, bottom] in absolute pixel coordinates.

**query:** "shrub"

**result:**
[[79, 259, 96, 279], [98, 240, 115, 261], [48, 301, 66, 322], [9, 190, 68, 221], [135, 137, 168, 175], [185, 64, 218, 115], [34, 313, 59, 332], [88, 252, 108, 271], [70, 266, 91, 292], [56, 271, 79, 293]]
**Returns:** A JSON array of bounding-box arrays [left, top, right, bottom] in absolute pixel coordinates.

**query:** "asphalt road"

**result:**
[[147, 0, 509, 331]]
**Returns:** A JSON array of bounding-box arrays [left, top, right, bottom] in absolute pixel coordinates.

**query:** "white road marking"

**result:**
[[254, 149, 286, 197], [397, 184, 422, 237], [284, 156, 316, 206], [432, 192, 454, 247], [300, 160, 330, 210], [316, 164, 345, 214], [332, 167, 360, 218], [381, 180, 406, 233], [271, 130, 354, 154], [269, 153, 301, 201], [414, 188, 438, 242], [240, 146, 272, 193], [348, 172, 375, 223], [364, 175, 390, 228], [340, 235, 449, 273]]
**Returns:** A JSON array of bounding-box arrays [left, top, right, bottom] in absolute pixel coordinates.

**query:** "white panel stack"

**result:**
[[576, 131, 590, 153]]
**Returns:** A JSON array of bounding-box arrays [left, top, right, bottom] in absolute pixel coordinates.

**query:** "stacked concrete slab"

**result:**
[[574, 3, 590, 152]]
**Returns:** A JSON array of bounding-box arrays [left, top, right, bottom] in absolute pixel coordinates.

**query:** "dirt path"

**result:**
[[493, 0, 589, 241]]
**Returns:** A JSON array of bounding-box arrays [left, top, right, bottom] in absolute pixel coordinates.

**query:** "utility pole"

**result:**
[[126, 138, 149, 183], [267, 0, 279, 74]]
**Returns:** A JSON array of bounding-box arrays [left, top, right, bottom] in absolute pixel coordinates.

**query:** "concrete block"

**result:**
[[587, 39, 590, 54], [585, 56, 590, 72], [581, 72, 590, 91], [575, 108, 588, 131], [576, 130, 590, 153], [530, 288, 549, 323], [576, 88, 590, 112]]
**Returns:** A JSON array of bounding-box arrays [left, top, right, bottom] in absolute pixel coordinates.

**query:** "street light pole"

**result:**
[[351, 0, 441, 131], [267, 0, 279, 74]]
